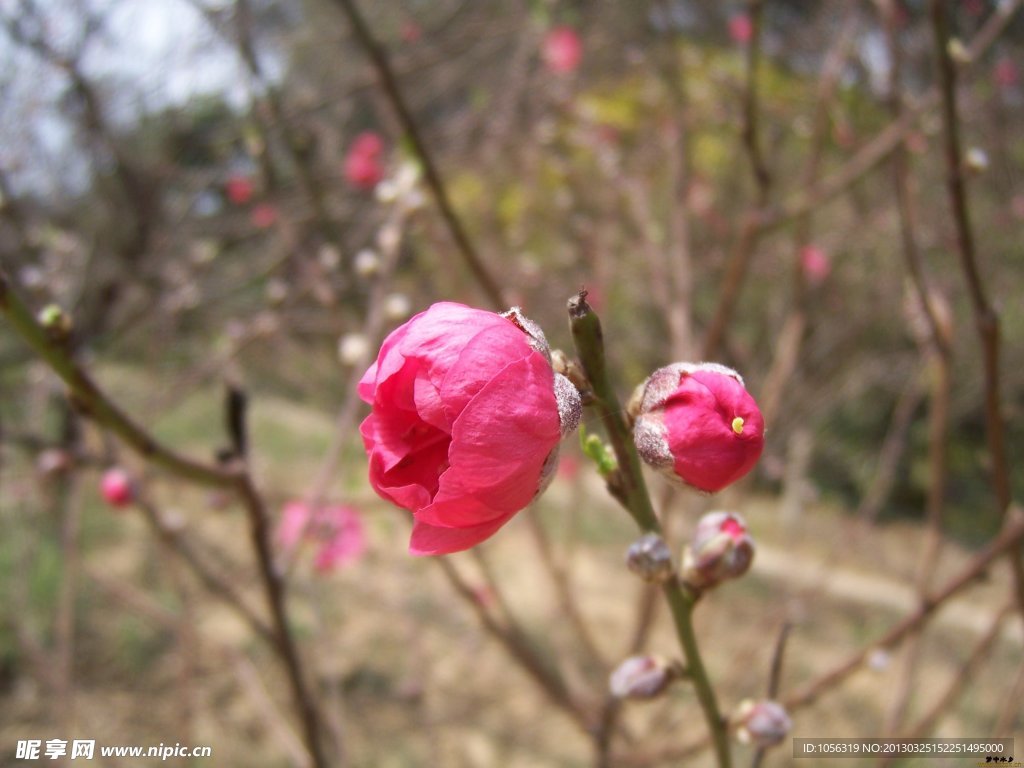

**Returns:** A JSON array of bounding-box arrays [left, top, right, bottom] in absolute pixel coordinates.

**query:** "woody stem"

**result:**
[[567, 291, 732, 768]]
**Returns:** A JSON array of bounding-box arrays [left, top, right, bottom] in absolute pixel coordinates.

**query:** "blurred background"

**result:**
[[0, 0, 1022, 765]]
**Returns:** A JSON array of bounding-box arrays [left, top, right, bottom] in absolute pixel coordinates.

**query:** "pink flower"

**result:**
[[800, 245, 831, 286], [101, 467, 134, 508], [632, 363, 764, 492], [734, 699, 792, 748], [250, 203, 278, 229], [995, 55, 1018, 89], [728, 14, 753, 45], [225, 175, 254, 205], [542, 26, 582, 74], [359, 303, 581, 555], [276, 501, 367, 572], [401, 20, 422, 43], [344, 131, 386, 190]]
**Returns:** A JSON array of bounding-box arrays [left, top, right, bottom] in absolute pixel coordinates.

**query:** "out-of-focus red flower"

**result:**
[[542, 26, 583, 74], [359, 303, 581, 555], [225, 175, 254, 205], [250, 203, 278, 229], [728, 14, 753, 45], [276, 501, 367, 572], [800, 245, 831, 287], [101, 467, 134, 508], [344, 131, 386, 190], [632, 363, 764, 493]]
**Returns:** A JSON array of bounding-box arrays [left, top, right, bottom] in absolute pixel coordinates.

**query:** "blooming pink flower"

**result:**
[[344, 131, 386, 190], [100, 467, 134, 508], [728, 14, 753, 45], [225, 175, 254, 205], [359, 303, 580, 555], [542, 26, 582, 74], [800, 245, 831, 286], [276, 501, 367, 572], [250, 203, 278, 229], [632, 363, 764, 492]]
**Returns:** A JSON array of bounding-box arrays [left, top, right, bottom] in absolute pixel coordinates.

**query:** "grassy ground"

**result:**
[[0, 369, 1020, 767]]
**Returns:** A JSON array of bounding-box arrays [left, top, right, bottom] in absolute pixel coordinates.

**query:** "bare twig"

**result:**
[[330, 0, 506, 308]]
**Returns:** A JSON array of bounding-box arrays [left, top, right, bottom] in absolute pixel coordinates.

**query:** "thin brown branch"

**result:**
[[330, 0, 506, 309], [929, 0, 1024, 623]]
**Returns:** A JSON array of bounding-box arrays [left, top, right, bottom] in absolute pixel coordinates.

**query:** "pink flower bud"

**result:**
[[250, 203, 278, 229], [542, 26, 582, 74], [225, 175, 254, 205], [728, 14, 753, 45], [609, 655, 678, 700], [625, 532, 675, 583], [682, 511, 755, 589], [100, 467, 134, 508], [734, 699, 792, 748], [36, 448, 72, 477], [360, 303, 581, 555], [800, 245, 831, 287], [345, 132, 386, 190], [632, 363, 765, 492]]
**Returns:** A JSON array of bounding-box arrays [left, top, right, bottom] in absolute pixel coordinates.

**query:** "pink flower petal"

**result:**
[[416, 354, 559, 528], [409, 511, 517, 556]]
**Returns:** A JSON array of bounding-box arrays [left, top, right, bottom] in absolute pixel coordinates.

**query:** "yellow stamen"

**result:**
[[731, 416, 745, 435]]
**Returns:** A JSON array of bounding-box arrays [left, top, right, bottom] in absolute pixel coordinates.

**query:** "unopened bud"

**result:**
[[947, 38, 971, 65], [734, 699, 791, 748], [626, 532, 675, 583], [36, 448, 73, 476], [353, 248, 380, 278], [682, 511, 755, 590], [965, 147, 989, 174], [38, 303, 72, 339], [338, 333, 370, 366], [609, 655, 679, 700], [384, 292, 411, 320]]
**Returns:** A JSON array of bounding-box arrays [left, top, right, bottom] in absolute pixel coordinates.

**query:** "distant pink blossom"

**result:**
[[995, 55, 1018, 88], [277, 501, 367, 572], [401, 20, 422, 43], [359, 303, 580, 555], [542, 26, 583, 74], [101, 467, 134, 508], [225, 175, 254, 205], [728, 14, 753, 45], [344, 131, 386, 190], [963, 0, 985, 17], [250, 203, 278, 229], [800, 245, 831, 286]]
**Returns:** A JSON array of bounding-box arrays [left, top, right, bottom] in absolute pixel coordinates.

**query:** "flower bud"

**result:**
[[609, 655, 679, 700], [625, 532, 674, 583], [38, 303, 72, 339], [682, 511, 755, 589], [632, 363, 764, 493], [100, 467, 135, 509], [734, 699, 791, 748], [36, 448, 73, 477]]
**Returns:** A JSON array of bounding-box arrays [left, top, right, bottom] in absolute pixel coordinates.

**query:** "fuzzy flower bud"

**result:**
[[625, 532, 675, 583], [632, 363, 764, 493], [734, 699, 792, 748], [360, 302, 581, 555], [682, 511, 755, 589], [609, 655, 679, 700]]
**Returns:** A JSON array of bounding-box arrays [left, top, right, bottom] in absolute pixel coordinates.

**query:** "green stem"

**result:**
[[567, 291, 732, 768]]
